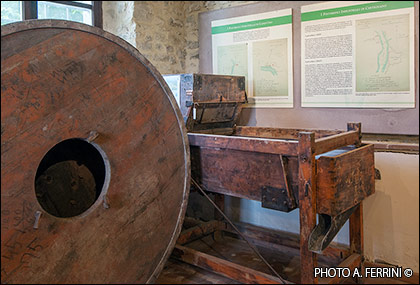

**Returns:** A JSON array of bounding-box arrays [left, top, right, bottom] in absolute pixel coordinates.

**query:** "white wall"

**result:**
[[364, 152, 419, 271]]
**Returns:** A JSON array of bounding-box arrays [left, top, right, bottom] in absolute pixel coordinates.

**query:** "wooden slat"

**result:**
[[235, 126, 342, 140], [172, 245, 290, 284], [314, 130, 359, 155], [319, 254, 361, 284], [188, 133, 298, 155], [365, 141, 419, 153]]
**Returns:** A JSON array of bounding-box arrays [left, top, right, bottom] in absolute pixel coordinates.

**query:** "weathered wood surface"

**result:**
[[317, 144, 375, 216], [314, 130, 360, 155], [298, 132, 318, 284], [35, 160, 96, 218], [1, 20, 190, 284], [192, 74, 246, 103], [190, 146, 299, 205], [172, 244, 289, 284], [318, 254, 361, 284], [156, 258, 240, 284], [235, 126, 342, 140], [188, 133, 299, 155], [190, 126, 374, 217], [224, 222, 351, 266], [177, 220, 225, 245], [174, 74, 246, 132], [349, 204, 364, 255]]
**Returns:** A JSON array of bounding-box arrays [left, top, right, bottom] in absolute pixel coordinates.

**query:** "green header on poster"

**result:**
[[301, 1, 413, 22], [212, 15, 292, 34]]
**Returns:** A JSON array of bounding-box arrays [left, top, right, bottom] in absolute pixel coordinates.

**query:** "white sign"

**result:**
[[212, 9, 294, 108], [301, 1, 415, 108]]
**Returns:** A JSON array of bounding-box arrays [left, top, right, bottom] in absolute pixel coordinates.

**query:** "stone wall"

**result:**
[[103, 1, 255, 74], [102, 1, 136, 47], [133, 1, 186, 74], [184, 1, 256, 73]]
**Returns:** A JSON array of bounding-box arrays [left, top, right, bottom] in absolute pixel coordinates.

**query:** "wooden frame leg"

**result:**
[[298, 132, 318, 284], [349, 203, 363, 283], [213, 193, 225, 241], [349, 202, 363, 255]]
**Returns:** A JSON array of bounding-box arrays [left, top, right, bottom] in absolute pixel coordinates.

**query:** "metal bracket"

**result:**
[[308, 204, 359, 254], [261, 186, 296, 212]]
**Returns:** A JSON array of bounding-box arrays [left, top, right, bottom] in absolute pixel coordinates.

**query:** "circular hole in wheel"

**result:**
[[34, 138, 109, 218]]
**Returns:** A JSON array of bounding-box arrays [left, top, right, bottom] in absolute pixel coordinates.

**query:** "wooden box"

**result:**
[[190, 126, 375, 217]]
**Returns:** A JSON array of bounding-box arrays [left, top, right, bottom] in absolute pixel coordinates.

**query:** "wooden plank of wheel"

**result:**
[[1, 19, 190, 284]]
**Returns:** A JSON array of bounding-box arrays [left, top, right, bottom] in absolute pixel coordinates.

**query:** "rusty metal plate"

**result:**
[[1, 20, 190, 284]]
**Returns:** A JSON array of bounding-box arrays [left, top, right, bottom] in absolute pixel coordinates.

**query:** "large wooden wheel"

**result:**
[[1, 20, 190, 284]]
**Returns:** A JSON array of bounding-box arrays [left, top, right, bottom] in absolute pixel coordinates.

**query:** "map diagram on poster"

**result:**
[[212, 9, 293, 108]]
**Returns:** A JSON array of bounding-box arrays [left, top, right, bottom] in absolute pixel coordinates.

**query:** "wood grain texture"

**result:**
[[188, 133, 299, 155], [350, 204, 364, 255], [1, 20, 190, 284], [319, 254, 361, 284], [190, 146, 298, 204], [314, 130, 360, 155], [317, 144, 375, 216], [172, 245, 289, 284], [235, 126, 342, 140], [298, 132, 318, 284]]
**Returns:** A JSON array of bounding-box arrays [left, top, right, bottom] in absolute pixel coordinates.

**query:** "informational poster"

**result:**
[[212, 9, 293, 108], [301, 1, 415, 108]]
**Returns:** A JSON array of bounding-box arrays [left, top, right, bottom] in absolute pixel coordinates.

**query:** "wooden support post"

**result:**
[[348, 123, 364, 282], [213, 193, 225, 241], [347, 122, 362, 147], [298, 132, 318, 284], [214, 193, 225, 221], [349, 203, 363, 255]]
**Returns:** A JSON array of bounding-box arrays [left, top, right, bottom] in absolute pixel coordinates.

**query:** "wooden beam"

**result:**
[[349, 203, 364, 254], [235, 126, 342, 140], [172, 244, 290, 284], [188, 133, 298, 155], [314, 130, 359, 155], [93, 1, 103, 29]]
